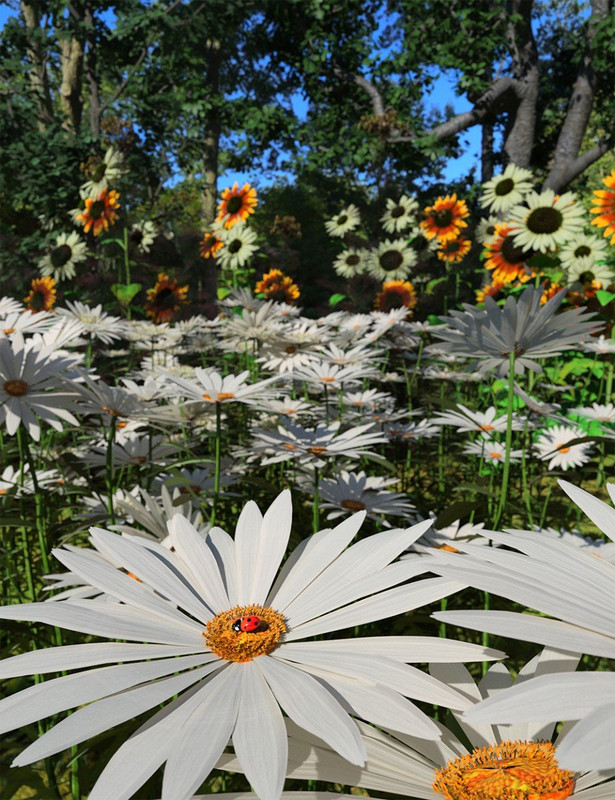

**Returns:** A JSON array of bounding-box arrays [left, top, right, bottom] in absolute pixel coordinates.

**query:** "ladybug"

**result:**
[[232, 616, 262, 633]]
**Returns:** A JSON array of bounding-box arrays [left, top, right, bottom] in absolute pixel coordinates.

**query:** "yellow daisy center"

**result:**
[[204, 605, 287, 663], [341, 498, 367, 511], [202, 392, 235, 402], [433, 740, 575, 800]]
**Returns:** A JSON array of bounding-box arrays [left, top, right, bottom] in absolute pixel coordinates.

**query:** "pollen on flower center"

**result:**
[[433, 740, 575, 800], [204, 605, 287, 662], [202, 392, 235, 402], [4, 379, 29, 397], [341, 498, 367, 511]]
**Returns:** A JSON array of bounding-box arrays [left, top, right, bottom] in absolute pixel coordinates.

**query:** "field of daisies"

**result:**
[[1, 155, 615, 800]]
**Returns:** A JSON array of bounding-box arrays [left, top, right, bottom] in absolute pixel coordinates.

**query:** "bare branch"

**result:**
[[427, 77, 516, 142], [550, 132, 615, 188], [332, 66, 385, 116]]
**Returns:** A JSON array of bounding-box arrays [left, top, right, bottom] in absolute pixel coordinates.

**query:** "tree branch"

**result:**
[[427, 77, 516, 142], [543, 0, 611, 191], [550, 131, 615, 187]]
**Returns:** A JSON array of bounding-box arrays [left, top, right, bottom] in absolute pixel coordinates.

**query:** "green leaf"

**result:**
[[596, 289, 615, 306], [111, 283, 142, 306], [328, 292, 347, 307], [217, 287, 231, 300]]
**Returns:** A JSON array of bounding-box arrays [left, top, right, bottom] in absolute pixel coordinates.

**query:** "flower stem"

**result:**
[[312, 465, 320, 533], [493, 352, 516, 531]]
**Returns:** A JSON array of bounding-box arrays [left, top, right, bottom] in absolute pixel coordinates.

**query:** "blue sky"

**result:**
[[0, 3, 481, 188]]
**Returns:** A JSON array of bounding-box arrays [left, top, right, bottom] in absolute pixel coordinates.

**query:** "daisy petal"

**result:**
[[250, 490, 293, 604]]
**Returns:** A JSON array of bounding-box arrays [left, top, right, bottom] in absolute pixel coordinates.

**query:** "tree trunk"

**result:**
[[543, 0, 611, 191], [20, 1, 54, 130], [84, 3, 101, 138], [503, 0, 539, 167], [59, 7, 84, 133]]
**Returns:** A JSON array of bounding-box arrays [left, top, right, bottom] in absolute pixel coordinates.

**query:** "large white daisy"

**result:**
[[0, 492, 501, 800], [509, 190, 585, 253]]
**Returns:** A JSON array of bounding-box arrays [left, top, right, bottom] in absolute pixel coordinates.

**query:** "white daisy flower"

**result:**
[[162, 367, 280, 406], [232, 648, 614, 798], [38, 231, 88, 282], [0, 492, 501, 800], [383, 419, 440, 441], [433, 480, 615, 770], [475, 214, 501, 243], [580, 334, 615, 355], [247, 420, 388, 467], [0, 333, 80, 441], [129, 220, 157, 253], [324, 204, 361, 237], [570, 402, 615, 424], [380, 195, 418, 234], [292, 362, 373, 392], [560, 234, 609, 278], [317, 470, 417, 526], [0, 297, 23, 316], [58, 300, 125, 344], [80, 146, 124, 196], [479, 163, 534, 213], [218, 224, 258, 269], [432, 403, 524, 434], [409, 517, 489, 554], [256, 397, 314, 418], [333, 248, 370, 278], [113, 485, 209, 544], [0, 309, 56, 339], [534, 425, 593, 470], [83, 431, 178, 469], [509, 190, 585, 253], [366, 239, 418, 281], [463, 438, 524, 464], [220, 303, 284, 347], [220, 287, 265, 311]]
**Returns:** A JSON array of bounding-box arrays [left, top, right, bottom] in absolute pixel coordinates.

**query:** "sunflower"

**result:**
[[590, 170, 615, 244], [375, 280, 417, 313], [475, 215, 500, 244], [144, 272, 188, 324], [380, 194, 418, 234], [484, 223, 534, 284], [479, 163, 534, 213], [74, 188, 121, 237], [129, 220, 157, 253], [420, 194, 469, 242], [333, 247, 369, 278], [366, 239, 417, 280], [216, 182, 258, 230], [475, 280, 505, 304], [437, 237, 471, 263], [24, 277, 57, 313], [560, 234, 613, 287], [324, 204, 361, 237], [255, 269, 300, 304], [38, 231, 87, 282], [80, 146, 123, 196], [509, 189, 585, 253], [199, 229, 224, 260]]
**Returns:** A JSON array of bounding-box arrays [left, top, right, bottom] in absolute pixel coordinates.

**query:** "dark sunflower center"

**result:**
[[494, 177, 515, 196], [266, 288, 289, 302], [432, 209, 453, 228], [412, 235, 428, 252], [89, 200, 105, 220], [346, 254, 360, 266], [30, 291, 46, 311], [444, 240, 460, 253], [486, 224, 496, 237], [379, 249, 404, 271], [391, 205, 405, 218], [92, 163, 107, 183], [130, 230, 144, 245], [51, 244, 72, 267], [337, 214, 348, 226], [500, 236, 530, 265], [154, 288, 175, 310], [579, 270, 595, 284], [526, 206, 563, 234], [380, 288, 406, 311], [226, 195, 243, 215], [228, 239, 242, 254], [574, 245, 591, 258]]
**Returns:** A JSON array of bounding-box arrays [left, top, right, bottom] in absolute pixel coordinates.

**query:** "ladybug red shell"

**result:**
[[232, 616, 261, 633]]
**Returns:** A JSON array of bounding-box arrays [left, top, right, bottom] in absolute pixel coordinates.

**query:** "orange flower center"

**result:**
[[557, 446, 570, 454], [202, 392, 235, 402], [4, 379, 29, 397], [341, 498, 367, 511], [433, 740, 575, 800], [204, 605, 286, 662], [307, 445, 327, 455]]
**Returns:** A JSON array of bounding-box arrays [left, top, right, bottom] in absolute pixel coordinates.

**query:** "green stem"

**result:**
[[312, 465, 320, 533], [18, 427, 52, 575], [493, 352, 516, 531], [106, 416, 117, 525]]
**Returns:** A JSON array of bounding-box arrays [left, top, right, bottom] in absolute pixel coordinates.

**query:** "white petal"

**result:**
[[250, 490, 292, 604], [162, 666, 241, 800], [168, 515, 230, 612], [209, 526, 239, 605], [233, 661, 288, 800], [435, 610, 615, 659], [0, 600, 203, 645], [0, 642, 203, 679], [234, 501, 263, 604], [0, 654, 210, 734], [557, 704, 615, 771], [89, 529, 214, 623], [258, 655, 365, 765], [559, 480, 615, 542], [267, 513, 365, 610], [287, 578, 463, 640], [14, 662, 219, 766]]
